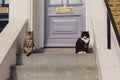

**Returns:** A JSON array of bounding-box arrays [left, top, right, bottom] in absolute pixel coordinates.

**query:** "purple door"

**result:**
[[45, 0, 85, 47]]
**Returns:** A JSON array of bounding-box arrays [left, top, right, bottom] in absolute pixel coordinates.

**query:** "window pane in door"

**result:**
[[4, 0, 9, 4], [69, 0, 82, 4], [50, 0, 61, 4]]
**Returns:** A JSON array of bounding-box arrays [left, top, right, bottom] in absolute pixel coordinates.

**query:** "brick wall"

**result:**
[[108, 0, 120, 34]]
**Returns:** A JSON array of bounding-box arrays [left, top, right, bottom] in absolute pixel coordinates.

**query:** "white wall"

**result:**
[[85, 0, 94, 50], [0, 19, 27, 80], [9, 0, 40, 49], [90, 0, 120, 80], [0, 41, 17, 80], [39, 0, 45, 48], [33, 0, 40, 49], [9, 0, 28, 20], [0, 0, 28, 79]]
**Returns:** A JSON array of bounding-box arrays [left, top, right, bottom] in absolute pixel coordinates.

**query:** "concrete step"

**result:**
[[11, 53, 98, 80], [20, 53, 96, 67], [11, 65, 98, 80]]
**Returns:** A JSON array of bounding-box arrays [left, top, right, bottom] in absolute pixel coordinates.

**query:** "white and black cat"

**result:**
[[75, 31, 90, 54]]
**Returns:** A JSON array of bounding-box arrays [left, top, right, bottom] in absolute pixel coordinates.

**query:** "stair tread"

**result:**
[[22, 53, 94, 57], [18, 65, 97, 68], [14, 64, 97, 69]]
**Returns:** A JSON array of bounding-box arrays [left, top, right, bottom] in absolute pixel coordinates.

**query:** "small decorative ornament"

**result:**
[[23, 31, 35, 56]]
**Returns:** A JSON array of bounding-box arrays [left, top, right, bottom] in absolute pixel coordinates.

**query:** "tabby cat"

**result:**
[[23, 31, 35, 56]]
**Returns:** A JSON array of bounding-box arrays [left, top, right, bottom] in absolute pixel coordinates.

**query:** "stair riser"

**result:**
[[21, 54, 96, 67]]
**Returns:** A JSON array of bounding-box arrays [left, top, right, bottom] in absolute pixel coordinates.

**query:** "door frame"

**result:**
[[39, 0, 90, 48]]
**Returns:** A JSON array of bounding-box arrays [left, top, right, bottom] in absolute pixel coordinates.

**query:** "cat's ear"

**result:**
[[26, 31, 32, 35], [86, 31, 90, 37], [81, 31, 85, 37]]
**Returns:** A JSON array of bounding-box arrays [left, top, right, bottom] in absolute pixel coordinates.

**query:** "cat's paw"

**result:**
[[77, 51, 86, 54]]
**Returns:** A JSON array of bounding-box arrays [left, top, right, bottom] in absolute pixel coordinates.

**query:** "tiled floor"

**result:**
[[43, 48, 75, 54]]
